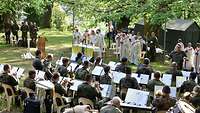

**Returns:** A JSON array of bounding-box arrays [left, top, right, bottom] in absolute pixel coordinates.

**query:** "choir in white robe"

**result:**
[[96, 33, 105, 57], [193, 47, 200, 73], [73, 31, 81, 44], [120, 35, 130, 60], [115, 33, 121, 54], [90, 34, 97, 46], [131, 39, 142, 65], [183, 46, 194, 70]]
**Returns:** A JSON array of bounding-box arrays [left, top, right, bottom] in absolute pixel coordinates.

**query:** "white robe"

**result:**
[[90, 35, 97, 46], [193, 48, 200, 73], [73, 31, 81, 44], [96, 33, 105, 57], [131, 40, 142, 65], [120, 36, 131, 60], [183, 47, 194, 70], [115, 34, 121, 54]]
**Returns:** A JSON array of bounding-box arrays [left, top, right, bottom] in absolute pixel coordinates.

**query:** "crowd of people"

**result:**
[[0, 47, 200, 113], [3, 21, 38, 47]]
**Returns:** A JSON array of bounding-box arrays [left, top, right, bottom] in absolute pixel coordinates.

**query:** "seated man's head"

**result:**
[[3, 64, 11, 74], [46, 54, 53, 61], [121, 57, 128, 65], [143, 58, 150, 66], [189, 72, 197, 81], [35, 49, 41, 58], [85, 74, 92, 83], [162, 85, 171, 96], [28, 70, 36, 79], [111, 96, 122, 108], [77, 52, 82, 58], [52, 72, 60, 83], [192, 85, 200, 96], [62, 57, 69, 66], [104, 66, 110, 74], [95, 56, 101, 65], [125, 67, 132, 77], [83, 61, 89, 69], [154, 71, 161, 80]]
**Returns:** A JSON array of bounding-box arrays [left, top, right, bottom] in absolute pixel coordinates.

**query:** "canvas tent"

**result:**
[[134, 19, 200, 52]]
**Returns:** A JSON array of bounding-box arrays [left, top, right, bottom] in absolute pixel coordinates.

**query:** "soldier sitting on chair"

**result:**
[[32, 50, 43, 71], [100, 66, 112, 85], [152, 85, 176, 111], [115, 57, 128, 73], [180, 72, 197, 93], [75, 61, 89, 80], [24, 70, 36, 91]]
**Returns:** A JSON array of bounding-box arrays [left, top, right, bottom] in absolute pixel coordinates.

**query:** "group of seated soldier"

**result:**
[[1, 49, 200, 113]]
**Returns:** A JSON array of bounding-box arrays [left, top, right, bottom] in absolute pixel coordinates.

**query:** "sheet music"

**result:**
[[108, 61, 116, 70], [35, 70, 45, 80], [139, 74, 150, 84], [111, 71, 126, 84], [125, 88, 149, 107], [92, 66, 105, 76], [131, 73, 140, 83], [0, 64, 4, 73], [36, 80, 54, 89], [58, 76, 71, 83], [154, 85, 176, 98], [16, 68, 24, 78], [161, 74, 172, 86], [67, 63, 78, 72], [70, 54, 77, 61], [181, 71, 191, 78], [176, 76, 186, 88], [69, 79, 84, 91], [56, 57, 65, 66], [11, 67, 19, 75], [100, 84, 112, 98]]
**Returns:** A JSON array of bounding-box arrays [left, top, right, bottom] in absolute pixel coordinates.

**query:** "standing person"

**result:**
[[131, 38, 142, 65], [29, 22, 38, 46], [37, 33, 47, 59], [194, 43, 200, 73], [73, 28, 81, 44], [96, 29, 105, 57], [11, 21, 19, 41], [120, 33, 130, 60], [90, 30, 97, 46], [183, 42, 194, 71], [81, 29, 90, 44], [175, 38, 184, 51], [21, 21, 29, 46], [115, 31, 122, 54], [147, 32, 159, 62], [4, 22, 11, 44], [169, 43, 187, 70]]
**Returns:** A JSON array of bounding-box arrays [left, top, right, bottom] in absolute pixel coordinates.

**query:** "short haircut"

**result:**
[[83, 61, 89, 66], [190, 72, 197, 80], [35, 50, 41, 56], [121, 57, 128, 63], [125, 67, 132, 74], [52, 72, 60, 80], [143, 58, 150, 65], [46, 54, 52, 59], [3, 64, 10, 71], [28, 70, 36, 79], [162, 85, 171, 94], [104, 66, 110, 73], [62, 57, 69, 64], [85, 74, 92, 81], [95, 57, 101, 63], [154, 71, 161, 79]]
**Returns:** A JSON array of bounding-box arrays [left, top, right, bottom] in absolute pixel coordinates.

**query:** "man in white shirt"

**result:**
[[73, 28, 81, 44]]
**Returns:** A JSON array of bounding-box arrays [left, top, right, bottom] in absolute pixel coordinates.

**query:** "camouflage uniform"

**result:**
[[180, 80, 197, 93], [100, 105, 122, 113], [147, 79, 164, 93], [24, 77, 36, 91], [100, 74, 112, 85], [75, 67, 89, 80]]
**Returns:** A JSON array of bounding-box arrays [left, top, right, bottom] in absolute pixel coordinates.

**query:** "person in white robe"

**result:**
[[120, 33, 131, 60], [81, 29, 90, 44], [96, 29, 105, 57], [183, 42, 194, 70], [193, 43, 200, 73], [115, 32, 122, 54], [131, 39, 142, 65], [73, 28, 81, 44], [174, 39, 184, 51], [90, 30, 97, 46]]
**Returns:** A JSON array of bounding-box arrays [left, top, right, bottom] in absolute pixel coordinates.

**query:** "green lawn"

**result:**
[[0, 29, 170, 112]]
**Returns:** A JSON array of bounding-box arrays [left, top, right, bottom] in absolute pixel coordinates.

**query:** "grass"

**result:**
[[0, 29, 170, 112]]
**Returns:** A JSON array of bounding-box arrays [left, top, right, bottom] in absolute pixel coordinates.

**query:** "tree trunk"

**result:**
[[116, 16, 130, 31], [40, 3, 53, 28]]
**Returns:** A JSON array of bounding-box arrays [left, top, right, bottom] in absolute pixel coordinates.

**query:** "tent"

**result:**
[[134, 19, 200, 53]]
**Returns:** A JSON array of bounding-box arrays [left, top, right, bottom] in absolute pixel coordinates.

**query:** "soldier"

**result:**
[[29, 22, 38, 45], [191, 85, 200, 109], [43, 54, 54, 80], [100, 66, 112, 85], [152, 85, 176, 111], [11, 21, 19, 41], [136, 58, 154, 76], [58, 57, 71, 77], [75, 61, 89, 80], [119, 67, 139, 100], [4, 22, 11, 44], [147, 71, 164, 94], [115, 57, 128, 73], [32, 50, 43, 71], [23, 70, 36, 91], [21, 21, 29, 46], [180, 72, 197, 93], [100, 96, 122, 113], [165, 62, 182, 83], [77, 74, 102, 104]]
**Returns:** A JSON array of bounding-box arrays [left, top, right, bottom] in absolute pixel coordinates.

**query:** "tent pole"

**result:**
[[163, 22, 167, 64]]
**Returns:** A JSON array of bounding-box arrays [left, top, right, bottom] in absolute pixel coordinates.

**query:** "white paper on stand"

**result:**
[[181, 71, 191, 78], [161, 74, 172, 86], [108, 61, 116, 70], [11, 67, 19, 75], [67, 63, 78, 72], [0, 64, 4, 73], [154, 85, 176, 98], [16, 68, 25, 78], [69, 79, 84, 91], [111, 71, 126, 84], [139, 74, 150, 84], [36, 80, 54, 89], [125, 88, 149, 107], [100, 84, 112, 98], [35, 70, 45, 80], [92, 66, 105, 76], [176, 76, 186, 88]]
